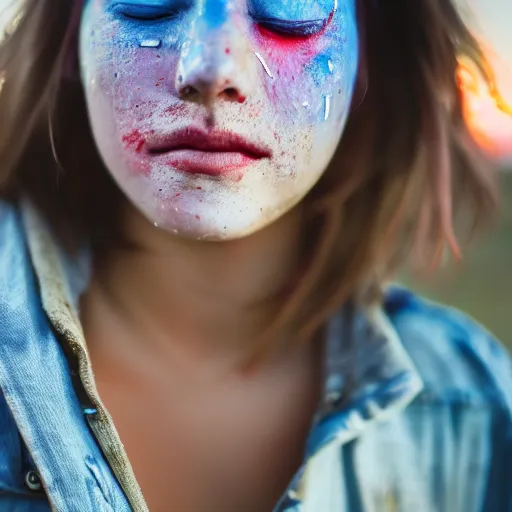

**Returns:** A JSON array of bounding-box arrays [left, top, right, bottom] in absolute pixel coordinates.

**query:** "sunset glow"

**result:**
[[459, 53, 512, 162]]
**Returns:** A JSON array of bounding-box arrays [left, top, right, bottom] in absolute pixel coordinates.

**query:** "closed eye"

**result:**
[[255, 17, 327, 37], [111, 2, 183, 21]]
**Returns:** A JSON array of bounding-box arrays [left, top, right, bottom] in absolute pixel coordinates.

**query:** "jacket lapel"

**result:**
[[0, 201, 131, 512]]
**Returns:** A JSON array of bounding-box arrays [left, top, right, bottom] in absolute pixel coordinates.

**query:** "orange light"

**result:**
[[457, 54, 512, 161]]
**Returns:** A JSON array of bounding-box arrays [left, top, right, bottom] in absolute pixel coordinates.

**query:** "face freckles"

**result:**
[[80, 0, 359, 239]]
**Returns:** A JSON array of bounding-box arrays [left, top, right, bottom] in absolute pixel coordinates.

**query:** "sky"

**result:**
[[0, 0, 511, 160]]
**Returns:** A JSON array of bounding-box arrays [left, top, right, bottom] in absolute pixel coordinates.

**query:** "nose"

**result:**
[[175, 6, 253, 104]]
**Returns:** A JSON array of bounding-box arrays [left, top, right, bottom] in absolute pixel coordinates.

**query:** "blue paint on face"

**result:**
[[248, 0, 336, 36], [248, 0, 335, 23], [203, 0, 228, 29], [307, 54, 335, 86], [109, 0, 338, 36], [81, 0, 360, 239], [108, 0, 192, 21]]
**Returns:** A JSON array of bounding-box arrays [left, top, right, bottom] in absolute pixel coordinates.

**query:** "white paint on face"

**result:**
[[79, 0, 359, 240]]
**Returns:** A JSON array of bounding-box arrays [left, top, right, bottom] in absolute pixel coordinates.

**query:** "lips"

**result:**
[[144, 128, 272, 177]]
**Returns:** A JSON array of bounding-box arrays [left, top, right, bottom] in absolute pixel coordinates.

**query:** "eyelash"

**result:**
[[111, 4, 326, 37], [253, 17, 327, 37], [111, 4, 181, 22]]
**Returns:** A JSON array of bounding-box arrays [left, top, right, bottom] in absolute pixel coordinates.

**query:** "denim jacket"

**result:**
[[0, 198, 511, 512]]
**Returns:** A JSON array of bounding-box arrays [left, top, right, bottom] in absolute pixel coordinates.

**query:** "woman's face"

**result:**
[[80, 0, 358, 239]]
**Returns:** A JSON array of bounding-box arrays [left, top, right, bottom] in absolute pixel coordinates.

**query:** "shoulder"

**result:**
[[0, 199, 23, 248], [383, 285, 512, 411], [0, 198, 20, 221], [0, 198, 29, 287]]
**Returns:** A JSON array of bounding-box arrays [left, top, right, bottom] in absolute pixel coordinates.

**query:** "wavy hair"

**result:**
[[0, 0, 500, 350]]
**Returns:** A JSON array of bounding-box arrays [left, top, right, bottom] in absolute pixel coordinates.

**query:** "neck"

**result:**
[[81, 202, 304, 366]]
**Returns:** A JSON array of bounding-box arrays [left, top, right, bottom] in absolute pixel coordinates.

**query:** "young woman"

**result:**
[[0, 0, 510, 510]]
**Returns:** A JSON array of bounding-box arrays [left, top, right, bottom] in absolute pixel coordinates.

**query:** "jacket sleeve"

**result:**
[[478, 332, 512, 512], [384, 286, 512, 512]]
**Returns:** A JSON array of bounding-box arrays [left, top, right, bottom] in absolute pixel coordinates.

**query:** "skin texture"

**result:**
[[78, 3, 359, 508], [79, 0, 359, 240]]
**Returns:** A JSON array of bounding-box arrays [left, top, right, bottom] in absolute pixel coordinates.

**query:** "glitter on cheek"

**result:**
[[254, 51, 274, 79], [253, 3, 358, 126], [140, 39, 162, 49], [254, 32, 330, 124], [323, 94, 332, 121], [250, 5, 338, 120]]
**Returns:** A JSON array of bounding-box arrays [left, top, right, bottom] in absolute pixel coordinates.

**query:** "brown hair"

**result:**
[[0, 0, 500, 348]]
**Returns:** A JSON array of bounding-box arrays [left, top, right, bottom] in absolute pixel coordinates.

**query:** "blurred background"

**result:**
[[0, 0, 511, 348], [405, 0, 512, 349]]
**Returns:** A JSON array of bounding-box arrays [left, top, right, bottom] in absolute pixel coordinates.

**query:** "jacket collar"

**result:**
[[20, 196, 423, 450], [0, 198, 423, 511], [309, 298, 423, 456], [0, 200, 132, 511]]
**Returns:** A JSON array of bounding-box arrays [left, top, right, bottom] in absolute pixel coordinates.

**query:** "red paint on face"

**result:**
[[255, 25, 316, 52], [122, 129, 152, 175], [163, 103, 189, 122], [254, 9, 334, 55], [253, 11, 336, 120], [225, 47, 230, 54], [122, 129, 145, 153]]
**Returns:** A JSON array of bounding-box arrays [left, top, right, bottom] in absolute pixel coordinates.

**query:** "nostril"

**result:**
[[224, 88, 246, 103]]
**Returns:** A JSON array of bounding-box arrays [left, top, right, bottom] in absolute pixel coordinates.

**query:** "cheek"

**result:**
[[87, 28, 185, 169], [94, 31, 176, 114], [253, 16, 356, 125]]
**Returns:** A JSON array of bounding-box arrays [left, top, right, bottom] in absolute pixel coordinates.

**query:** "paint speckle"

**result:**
[[323, 94, 332, 121], [140, 39, 162, 49], [254, 51, 274, 79], [122, 129, 144, 153]]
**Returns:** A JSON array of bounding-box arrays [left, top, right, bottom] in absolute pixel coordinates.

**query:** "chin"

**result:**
[[146, 206, 267, 242]]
